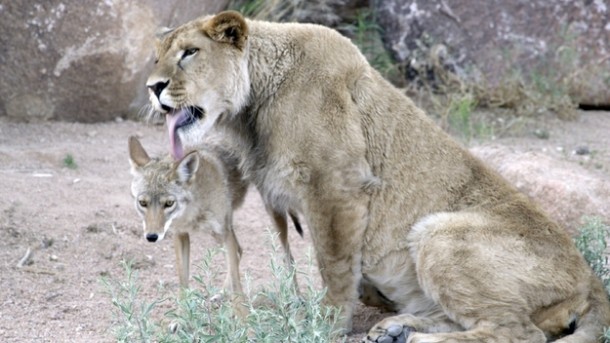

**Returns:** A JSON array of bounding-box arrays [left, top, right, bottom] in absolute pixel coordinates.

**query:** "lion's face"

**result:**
[[146, 11, 250, 159]]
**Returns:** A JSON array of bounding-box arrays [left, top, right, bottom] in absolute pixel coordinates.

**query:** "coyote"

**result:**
[[128, 136, 302, 313]]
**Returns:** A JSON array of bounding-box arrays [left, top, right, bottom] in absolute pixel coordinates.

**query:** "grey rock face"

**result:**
[[375, 0, 610, 106], [0, 1, 228, 122]]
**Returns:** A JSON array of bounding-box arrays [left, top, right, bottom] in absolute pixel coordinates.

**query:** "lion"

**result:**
[[143, 10, 610, 342]]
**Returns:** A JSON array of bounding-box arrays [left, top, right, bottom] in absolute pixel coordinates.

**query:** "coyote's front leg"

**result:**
[[216, 222, 247, 318], [174, 232, 190, 288]]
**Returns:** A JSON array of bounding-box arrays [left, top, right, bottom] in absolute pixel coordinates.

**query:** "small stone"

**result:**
[[533, 128, 549, 139], [387, 324, 403, 337], [41, 237, 54, 248], [85, 225, 101, 233], [50, 255, 58, 262], [377, 336, 393, 343], [574, 146, 590, 155]]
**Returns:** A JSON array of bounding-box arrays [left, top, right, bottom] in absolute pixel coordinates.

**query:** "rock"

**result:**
[[0, 1, 228, 123], [375, 0, 610, 106], [574, 146, 590, 156], [533, 128, 549, 140], [386, 324, 403, 337], [471, 145, 610, 235]]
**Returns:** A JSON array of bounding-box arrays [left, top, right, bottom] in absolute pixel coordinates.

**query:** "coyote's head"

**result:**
[[128, 136, 200, 242]]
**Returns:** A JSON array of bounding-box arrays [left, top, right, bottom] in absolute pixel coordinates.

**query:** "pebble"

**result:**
[[533, 128, 549, 139], [387, 324, 403, 337], [574, 146, 590, 155]]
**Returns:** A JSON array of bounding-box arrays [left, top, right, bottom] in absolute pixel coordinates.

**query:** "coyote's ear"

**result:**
[[128, 136, 151, 169], [176, 151, 200, 184], [202, 11, 248, 50]]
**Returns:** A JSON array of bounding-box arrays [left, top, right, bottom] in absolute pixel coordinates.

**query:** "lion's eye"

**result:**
[[182, 48, 199, 59], [164, 200, 175, 208], [138, 200, 148, 208]]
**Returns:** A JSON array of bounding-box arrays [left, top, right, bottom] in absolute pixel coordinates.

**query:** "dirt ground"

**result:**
[[0, 110, 609, 342]]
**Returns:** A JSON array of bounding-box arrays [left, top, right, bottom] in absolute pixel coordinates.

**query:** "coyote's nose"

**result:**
[[146, 233, 159, 242], [147, 80, 169, 99]]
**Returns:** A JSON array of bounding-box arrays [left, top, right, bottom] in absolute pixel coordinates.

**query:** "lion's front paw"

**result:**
[[364, 324, 414, 343]]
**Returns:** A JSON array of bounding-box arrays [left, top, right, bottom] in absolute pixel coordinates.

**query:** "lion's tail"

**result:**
[[555, 276, 610, 343], [289, 211, 303, 237]]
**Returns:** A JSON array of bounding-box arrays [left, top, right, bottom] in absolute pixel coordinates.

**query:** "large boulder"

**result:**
[[0, 1, 228, 123], [375, 0, 610, 106], [471, 145, 610, 235]]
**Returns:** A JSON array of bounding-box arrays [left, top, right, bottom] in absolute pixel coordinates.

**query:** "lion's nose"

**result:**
[[146, 233, 159, 242], [147, 80, 169, 99]]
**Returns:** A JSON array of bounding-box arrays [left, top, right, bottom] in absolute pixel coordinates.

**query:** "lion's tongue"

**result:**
[[166, 110, 187, 160]]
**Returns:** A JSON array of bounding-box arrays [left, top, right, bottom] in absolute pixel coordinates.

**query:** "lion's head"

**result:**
[[146, 11, 250, 159]]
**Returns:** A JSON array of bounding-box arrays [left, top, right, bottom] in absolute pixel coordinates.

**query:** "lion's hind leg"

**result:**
[[375, 211, 555, 343]]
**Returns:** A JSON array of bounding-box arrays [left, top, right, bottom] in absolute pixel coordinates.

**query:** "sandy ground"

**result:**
[[0, 110, 608, 342]]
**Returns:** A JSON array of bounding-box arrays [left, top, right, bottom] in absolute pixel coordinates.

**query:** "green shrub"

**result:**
[[104, 235, 342, 342], [574, 217, 610, 341], [102, 260, 168, 342], [574, 217, 610, 292], [63, 153, 78, 169]]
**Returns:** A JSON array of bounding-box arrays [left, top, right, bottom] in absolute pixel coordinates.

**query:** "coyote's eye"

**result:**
[[138, 200, 148, 208], [165, 200, 175, 208]]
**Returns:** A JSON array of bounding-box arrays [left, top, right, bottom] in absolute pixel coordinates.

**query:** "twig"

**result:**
[[17, 247, 32, 268], [439, 0, 461, 24], [22, 267, 56, 275]]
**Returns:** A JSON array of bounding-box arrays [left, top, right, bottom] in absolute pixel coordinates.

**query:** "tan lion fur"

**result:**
[[144, 11, 610, 342]]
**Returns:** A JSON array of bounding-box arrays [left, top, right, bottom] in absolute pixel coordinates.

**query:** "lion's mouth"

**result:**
[[166, 106, 204, 160]]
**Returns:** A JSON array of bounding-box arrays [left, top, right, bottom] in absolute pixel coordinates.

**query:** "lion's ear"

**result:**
[[202, 11, 248, 50], [155, 27, 174, 40]]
